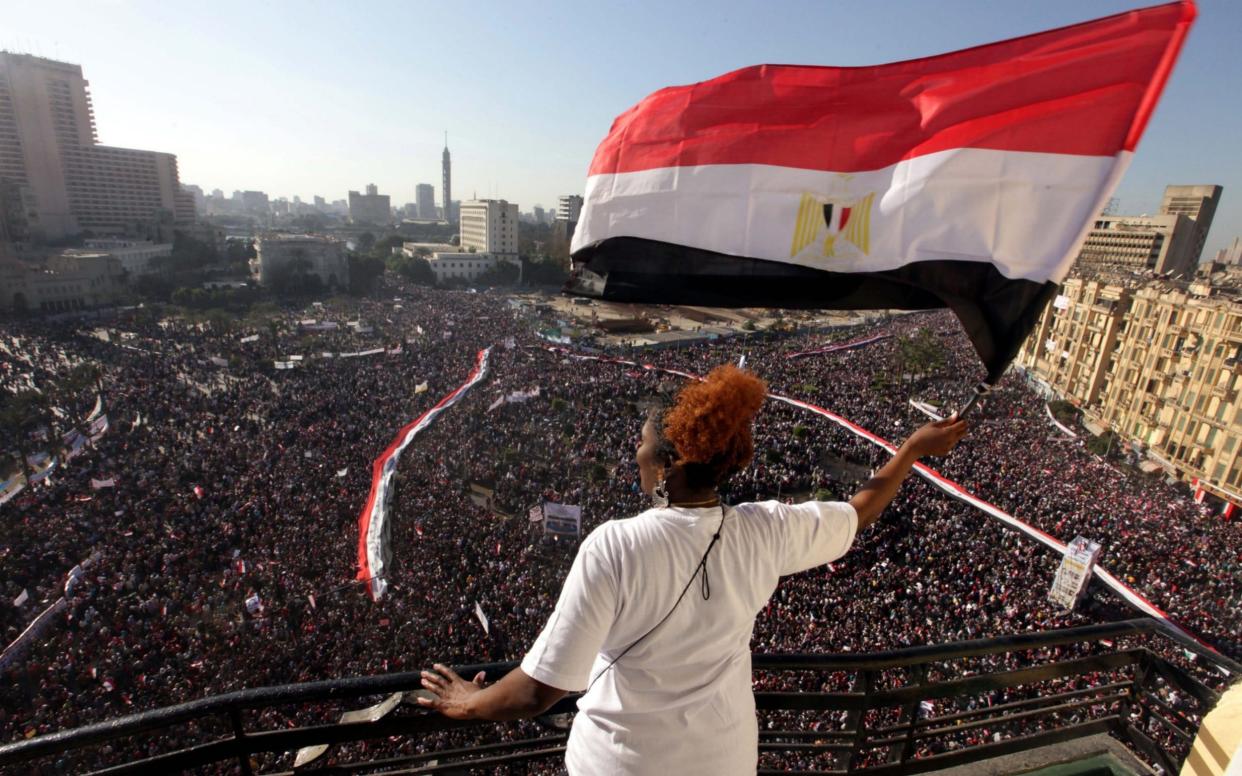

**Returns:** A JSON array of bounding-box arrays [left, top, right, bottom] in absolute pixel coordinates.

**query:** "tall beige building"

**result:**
[[0, 52, 192, 241], [347, 184, 390, 225], [1075, 214, 1199, 277], [1019, 272, 1242, 511], [459, 199, 518, 260], [1160, 184, 1223, 265]]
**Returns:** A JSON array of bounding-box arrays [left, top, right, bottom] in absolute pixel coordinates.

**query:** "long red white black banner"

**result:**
[[540, 344, 1217, 653], [356, 348, 492, 600]]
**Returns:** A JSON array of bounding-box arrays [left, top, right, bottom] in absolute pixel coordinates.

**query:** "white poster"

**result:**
[[1048, 536, 1101, 610], [543, 502, 582, 537]]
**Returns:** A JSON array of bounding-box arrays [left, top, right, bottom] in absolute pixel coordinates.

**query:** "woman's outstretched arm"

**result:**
[[849, 418, 968, 529]]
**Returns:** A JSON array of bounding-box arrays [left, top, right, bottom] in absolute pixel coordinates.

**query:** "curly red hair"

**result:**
[[662, 364, 767, 487]]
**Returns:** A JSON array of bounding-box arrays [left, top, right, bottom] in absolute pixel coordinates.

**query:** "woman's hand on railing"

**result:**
[[418, 663, 487, 720]]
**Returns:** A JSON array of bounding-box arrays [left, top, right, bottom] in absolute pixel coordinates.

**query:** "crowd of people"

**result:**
[[0, 280, 1236, 773]]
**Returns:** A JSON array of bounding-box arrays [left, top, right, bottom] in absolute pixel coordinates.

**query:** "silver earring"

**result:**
[[652, 478, 669, 508]]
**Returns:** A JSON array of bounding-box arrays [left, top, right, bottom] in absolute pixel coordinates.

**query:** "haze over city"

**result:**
[[5, 0, 1241, 257]]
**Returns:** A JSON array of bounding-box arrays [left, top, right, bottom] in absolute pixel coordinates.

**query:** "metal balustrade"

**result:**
[[1, 618, 1235, 775]]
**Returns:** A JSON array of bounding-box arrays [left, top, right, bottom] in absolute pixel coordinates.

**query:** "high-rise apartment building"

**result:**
[[1213, 238, 1242, 265], [557, 195, 583, 223], [0, 52, 192, 241], [348, 185, 390, 225], [416, 183, 435, 220], [459, 199, 518, 260], [1018, 271, 1242, 512], [441, 135, 452, 224], [1074, 214, 1200, 278], [1160, 184, 1223, 265]]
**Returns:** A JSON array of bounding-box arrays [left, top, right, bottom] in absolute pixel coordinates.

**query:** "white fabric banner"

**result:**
[[908, 400, 944, 421], [474, 601, 490, 635]]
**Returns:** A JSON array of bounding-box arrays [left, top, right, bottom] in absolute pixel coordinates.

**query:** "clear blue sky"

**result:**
[[7, 0, 1241, 256]]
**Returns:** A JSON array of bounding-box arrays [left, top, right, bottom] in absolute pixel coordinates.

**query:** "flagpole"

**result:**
[[954, 382, 992, 419]]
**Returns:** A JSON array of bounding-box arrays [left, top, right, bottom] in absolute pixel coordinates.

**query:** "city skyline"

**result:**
[[5, 0, 1241, 254]]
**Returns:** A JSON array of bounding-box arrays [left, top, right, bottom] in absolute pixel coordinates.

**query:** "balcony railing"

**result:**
[[1, 618, 1236, 775]]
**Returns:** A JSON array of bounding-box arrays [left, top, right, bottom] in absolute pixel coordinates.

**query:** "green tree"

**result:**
[[1048, 400, 1079, 425], [354, 232, 376, 253], [267, 254, 323, 296], [170, 230, 219, 271], [894, 327, 947, 385], [1087, 430, 1120, 459], [522, 256, 569, 286], [386, 254, 435, 285], [348, 254, 386, 295], [52, 362, 102, 441], [0, 390, 53, 481], [370, 234, 407, 258], [474, 260, 521, 287]]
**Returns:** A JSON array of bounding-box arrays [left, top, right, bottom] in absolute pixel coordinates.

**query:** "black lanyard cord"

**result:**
[[585, 506, 727, 693]]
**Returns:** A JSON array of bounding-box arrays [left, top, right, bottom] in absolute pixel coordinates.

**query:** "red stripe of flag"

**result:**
[[588, 2, 1194, 175]]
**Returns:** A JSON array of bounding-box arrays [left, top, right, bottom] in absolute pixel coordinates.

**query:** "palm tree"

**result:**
[[53, 362, 103, 442], [0, 390, 53, 482]]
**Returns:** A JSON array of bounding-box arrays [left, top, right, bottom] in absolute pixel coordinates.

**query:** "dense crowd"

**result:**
[[0, 282, 1236, 773]]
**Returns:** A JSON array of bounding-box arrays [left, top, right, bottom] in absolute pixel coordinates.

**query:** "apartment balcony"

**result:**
[[1, 620, 1236, 776]]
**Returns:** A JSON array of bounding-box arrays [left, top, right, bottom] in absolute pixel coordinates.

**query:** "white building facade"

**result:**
[[459, 199, 518, 260], [61, 239, 172, 276], [254, 234, 349, 288], [427, 252, 497, 283]]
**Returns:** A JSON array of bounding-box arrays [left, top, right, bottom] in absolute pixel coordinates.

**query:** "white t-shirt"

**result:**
[[520, 499, 858, 776]]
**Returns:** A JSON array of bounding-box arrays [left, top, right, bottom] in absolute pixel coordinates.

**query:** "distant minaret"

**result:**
[[441, 132, 452, 224]]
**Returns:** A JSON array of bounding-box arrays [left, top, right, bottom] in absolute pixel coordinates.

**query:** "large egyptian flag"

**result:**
[[566, 2, 1195, 382]]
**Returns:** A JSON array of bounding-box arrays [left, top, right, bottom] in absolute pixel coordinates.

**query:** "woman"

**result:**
[[419, 364, 968, 774]]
